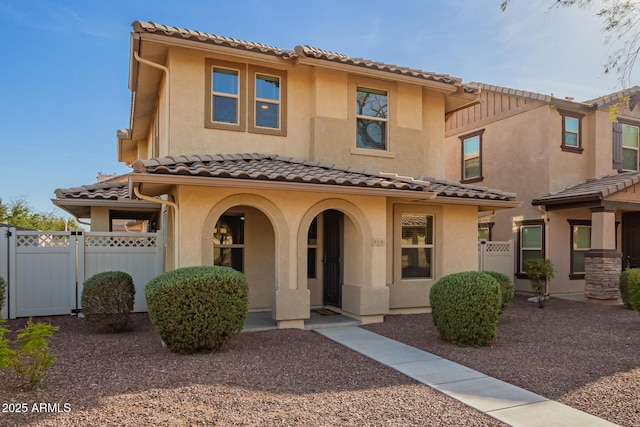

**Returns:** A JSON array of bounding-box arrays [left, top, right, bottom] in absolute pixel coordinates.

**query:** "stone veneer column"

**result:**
[[584, 250, 622, 300], [585, 208, 621, 301]]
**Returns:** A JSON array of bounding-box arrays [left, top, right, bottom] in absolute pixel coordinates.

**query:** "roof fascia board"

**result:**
[[52, 198, 160, 209], [129, 173, 438, 200], [432, 196, 521, 209], [136, 32, 289, 66]]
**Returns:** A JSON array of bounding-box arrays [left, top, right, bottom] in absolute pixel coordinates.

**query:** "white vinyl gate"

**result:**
[[1, 227, 164, 319], [478, 240, 514, 280]]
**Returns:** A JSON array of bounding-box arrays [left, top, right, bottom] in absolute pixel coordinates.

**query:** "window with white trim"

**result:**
[[517, 219, 544, 275], [401, 213, 434, 279], [212, 67, 240, 124], [356, 87, 388, 150], [569, 220, 591, 278]]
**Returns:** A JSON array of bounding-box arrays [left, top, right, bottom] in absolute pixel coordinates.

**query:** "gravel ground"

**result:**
[[364, 295, 640, 427], [0, 295, 638, 426]]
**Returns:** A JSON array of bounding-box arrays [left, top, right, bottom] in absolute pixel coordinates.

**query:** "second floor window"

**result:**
[[622, 122, 640, 170], [356, 87, 388, 150], [459, 130, 484, 183], [558, 109, 584, 153], [254, 74, 280, 129], [212, 68, 240, 124]]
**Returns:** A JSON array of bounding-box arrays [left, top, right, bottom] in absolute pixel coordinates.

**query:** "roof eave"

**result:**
[[128, 173, 438, 200]]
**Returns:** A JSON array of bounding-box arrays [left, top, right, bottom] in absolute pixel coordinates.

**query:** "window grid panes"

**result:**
[[255, 74, 280, 129], [213, 214, 245, 272], [521, 225, 543, 271], [572, 225, 591, 274], [564, 117, 579, 147], [401, 213, 433, 279], [212, 68, 239, 124], [356, 87, 388, 150], [622, 123, 640, 170], [463, 135, 480, 180]]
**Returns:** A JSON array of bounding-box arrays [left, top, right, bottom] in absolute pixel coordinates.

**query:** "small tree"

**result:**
[[524, 259, 555, 308]]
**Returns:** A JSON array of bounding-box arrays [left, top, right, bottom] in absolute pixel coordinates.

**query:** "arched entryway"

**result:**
[[202, 194, 289, 312], [299, 199, 375, 318]]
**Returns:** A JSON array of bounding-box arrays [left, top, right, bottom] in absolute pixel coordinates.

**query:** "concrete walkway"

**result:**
[[317, 326, 618, 427]]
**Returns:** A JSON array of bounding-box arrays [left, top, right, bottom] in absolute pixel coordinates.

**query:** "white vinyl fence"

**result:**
[[0, 227, 164, 319], [478, 240, 514, 280]]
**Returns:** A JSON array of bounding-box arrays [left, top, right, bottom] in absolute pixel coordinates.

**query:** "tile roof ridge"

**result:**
[[132, 21, 294, 58]]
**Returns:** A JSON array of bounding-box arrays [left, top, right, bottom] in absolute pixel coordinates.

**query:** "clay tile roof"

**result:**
[[294, 45, 462, 86], [132, 21, 294, 59], [416, 176, 517, 201], [131, 153, 516, 202], [533, 171, 640, 206], [132, 153, 430, 191], [54, 181, 131, 201], [132, 21, 473, 91]]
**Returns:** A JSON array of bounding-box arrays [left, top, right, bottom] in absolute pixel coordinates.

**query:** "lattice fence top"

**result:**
[[16, 234, 70, 248], [484, 242, 512, 253], [85, 234, 157, 248]]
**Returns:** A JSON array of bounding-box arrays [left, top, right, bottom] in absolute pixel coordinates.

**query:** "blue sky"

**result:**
[[0, 0, 636, 214]]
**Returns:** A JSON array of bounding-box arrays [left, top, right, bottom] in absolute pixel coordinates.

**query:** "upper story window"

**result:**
[[558, 109, 584, 153], [254, 74, 280, 128], [205, 60, 286, 136], [459, 129, 484, 183], [212, 68, 240, 124], [622, 122, 640, 170], [248, 66, 287, 136], [356, 87, 388, 150]]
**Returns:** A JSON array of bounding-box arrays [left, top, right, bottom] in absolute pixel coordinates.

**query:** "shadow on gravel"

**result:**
[[0, 312, 426, 426]]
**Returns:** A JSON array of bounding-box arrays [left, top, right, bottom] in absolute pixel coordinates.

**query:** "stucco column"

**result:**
[[584, 207, 621, 301]]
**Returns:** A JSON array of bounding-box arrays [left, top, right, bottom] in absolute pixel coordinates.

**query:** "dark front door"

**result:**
[[323, 210, 343, 308], [623, 212, 640, 268]]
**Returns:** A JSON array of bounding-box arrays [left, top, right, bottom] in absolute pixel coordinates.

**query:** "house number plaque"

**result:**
[[371, 238, 385, 247]]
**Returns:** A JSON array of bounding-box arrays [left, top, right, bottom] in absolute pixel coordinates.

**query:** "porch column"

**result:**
[[584, 207, 621, 301]]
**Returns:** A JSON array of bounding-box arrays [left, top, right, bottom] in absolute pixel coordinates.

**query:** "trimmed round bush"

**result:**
[[485, 271, 514, 314], [145, 266, 249, 353], [619, 269, 634, 309], [81, 271, 135, 332], [0, 275, 6, 312], [429, 271, 501, 347]]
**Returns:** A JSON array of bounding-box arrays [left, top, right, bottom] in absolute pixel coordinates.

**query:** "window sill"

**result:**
[[461, 177, 483, 184], [515, 273, 529, 280], [569, 273, 585, 280], [350, 147, 396, 159], [561, 145, 583, 154]]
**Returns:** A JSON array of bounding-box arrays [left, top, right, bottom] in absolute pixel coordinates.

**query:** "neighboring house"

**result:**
[[54, 21, 519, 328], [445, 82, 640, 301]]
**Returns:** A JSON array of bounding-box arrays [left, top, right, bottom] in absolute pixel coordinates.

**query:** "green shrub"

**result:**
[[485, 271, 514, 314], [145, 266, 249, 353], [81, 271, 135, 332], [524, 259, 554, 309], [0, 276, 6, 313], [620, 268, 634, 309], [1, 318, 58, 390], [627, 268, 640, 312], [429, 271, 501, 347]]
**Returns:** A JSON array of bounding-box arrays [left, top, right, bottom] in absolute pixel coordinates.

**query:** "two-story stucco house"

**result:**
[[54, 21, 519, 328], [445, 83, 640, 301]]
